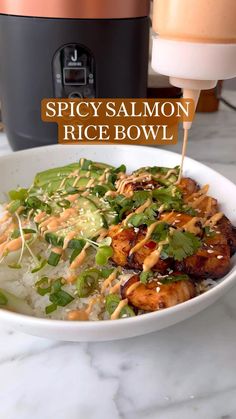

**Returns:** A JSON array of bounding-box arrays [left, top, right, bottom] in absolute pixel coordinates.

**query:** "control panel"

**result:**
[[53, 44, 96, 98]]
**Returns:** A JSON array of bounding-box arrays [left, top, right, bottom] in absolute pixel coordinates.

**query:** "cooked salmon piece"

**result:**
[[178, 177, 199, 199], [108, 224, 169, 273], [175, 243, 231, 280], [121, 274, 196, 311], [178, 177, 219, 217], [175, 215, 236, 279]]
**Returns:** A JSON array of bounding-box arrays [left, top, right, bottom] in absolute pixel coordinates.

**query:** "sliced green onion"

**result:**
[[11, 229, 20, 239], [57, 199, 71, 208], [36, 277, 51, 296], [31, 259, 47, 273], [68, 238, 86, 250], [69, 238, 86, 263], [26, 196, 42, 209], [49, 290, 74, 307], [70, 248, 82, 263], [51, 278, 63, 293], [26, 197, 52, 214], [43, 203, 52, 214], [105, 294, 135, 318], [120, 305, 135, 318], [68, 238, 85, 264], [35, 276, 49, 286], [105, 294, 120, 315], [76, 269, 100, 298], [11, 228, 36, 240], [45, 303, 57, 315], [0, 291, 8, 306], [8, 263, 22, 269], [47, 251, 61, 267], [101, 268, 114, 279], [45, 233, 64, 248], [23, 228, 37, 234]]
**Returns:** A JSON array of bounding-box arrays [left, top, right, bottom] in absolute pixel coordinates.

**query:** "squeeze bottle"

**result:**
[[152, 0, 236, 128]]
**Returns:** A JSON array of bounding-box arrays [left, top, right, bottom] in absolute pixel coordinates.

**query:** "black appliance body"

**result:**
[[0, 10, 150, 150]]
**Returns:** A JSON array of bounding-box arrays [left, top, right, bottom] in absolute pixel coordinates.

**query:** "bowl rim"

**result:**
[[0, 143, 235, 330]]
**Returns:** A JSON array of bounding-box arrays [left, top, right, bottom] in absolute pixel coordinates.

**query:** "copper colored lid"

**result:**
[[0, 0, 150, 19]]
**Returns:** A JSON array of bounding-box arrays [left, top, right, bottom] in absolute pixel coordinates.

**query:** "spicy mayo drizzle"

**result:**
[[111, 298, 128, 320]]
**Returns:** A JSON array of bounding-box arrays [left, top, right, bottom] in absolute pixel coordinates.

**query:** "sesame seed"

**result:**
[[217, 255, 223, 259], [207, 249, 214, 254], [156, 287, 160, 293]]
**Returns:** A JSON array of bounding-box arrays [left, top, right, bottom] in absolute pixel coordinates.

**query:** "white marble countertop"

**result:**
[[0, 91, 236, 419]]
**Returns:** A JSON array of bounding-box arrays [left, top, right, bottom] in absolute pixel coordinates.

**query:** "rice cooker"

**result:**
[[0, 0, 150, 150]]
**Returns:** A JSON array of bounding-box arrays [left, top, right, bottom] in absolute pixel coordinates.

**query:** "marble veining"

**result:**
[[0, 90, 236, 419]]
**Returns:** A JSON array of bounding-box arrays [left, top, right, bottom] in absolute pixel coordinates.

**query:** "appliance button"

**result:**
[[69, 92, 83, 99]]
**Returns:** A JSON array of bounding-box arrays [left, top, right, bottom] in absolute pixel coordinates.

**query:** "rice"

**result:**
[[0, 241, 102, 320], [0, 203, 138, 320]]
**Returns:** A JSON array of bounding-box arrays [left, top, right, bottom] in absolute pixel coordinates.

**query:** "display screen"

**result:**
[[63, 68, 86, 85]]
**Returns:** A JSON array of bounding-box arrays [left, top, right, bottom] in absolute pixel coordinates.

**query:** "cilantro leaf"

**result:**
[[152, 186, 196, 215], [151, 222, 169, 243], [204, 226, 216, 238], [140, 271, 153, 284], [152, 186, 183, 209], [163, 231, 201, 261], [128, 203, 158, 227], [113, 164, 126, 174], [91, 185, 108, 197], [106, 195, 133, 223], [8, 188, 28, 202], [132, 191, 152, 208], [127, 213, 145, 227], [144, 204, 159, 220], [181, 206, 197, 216]]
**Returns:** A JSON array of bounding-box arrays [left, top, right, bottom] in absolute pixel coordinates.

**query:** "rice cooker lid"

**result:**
[[0, 0, 150, 19]]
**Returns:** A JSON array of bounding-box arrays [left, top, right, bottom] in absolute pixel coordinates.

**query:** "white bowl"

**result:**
[[0, 144, 235, 342]]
